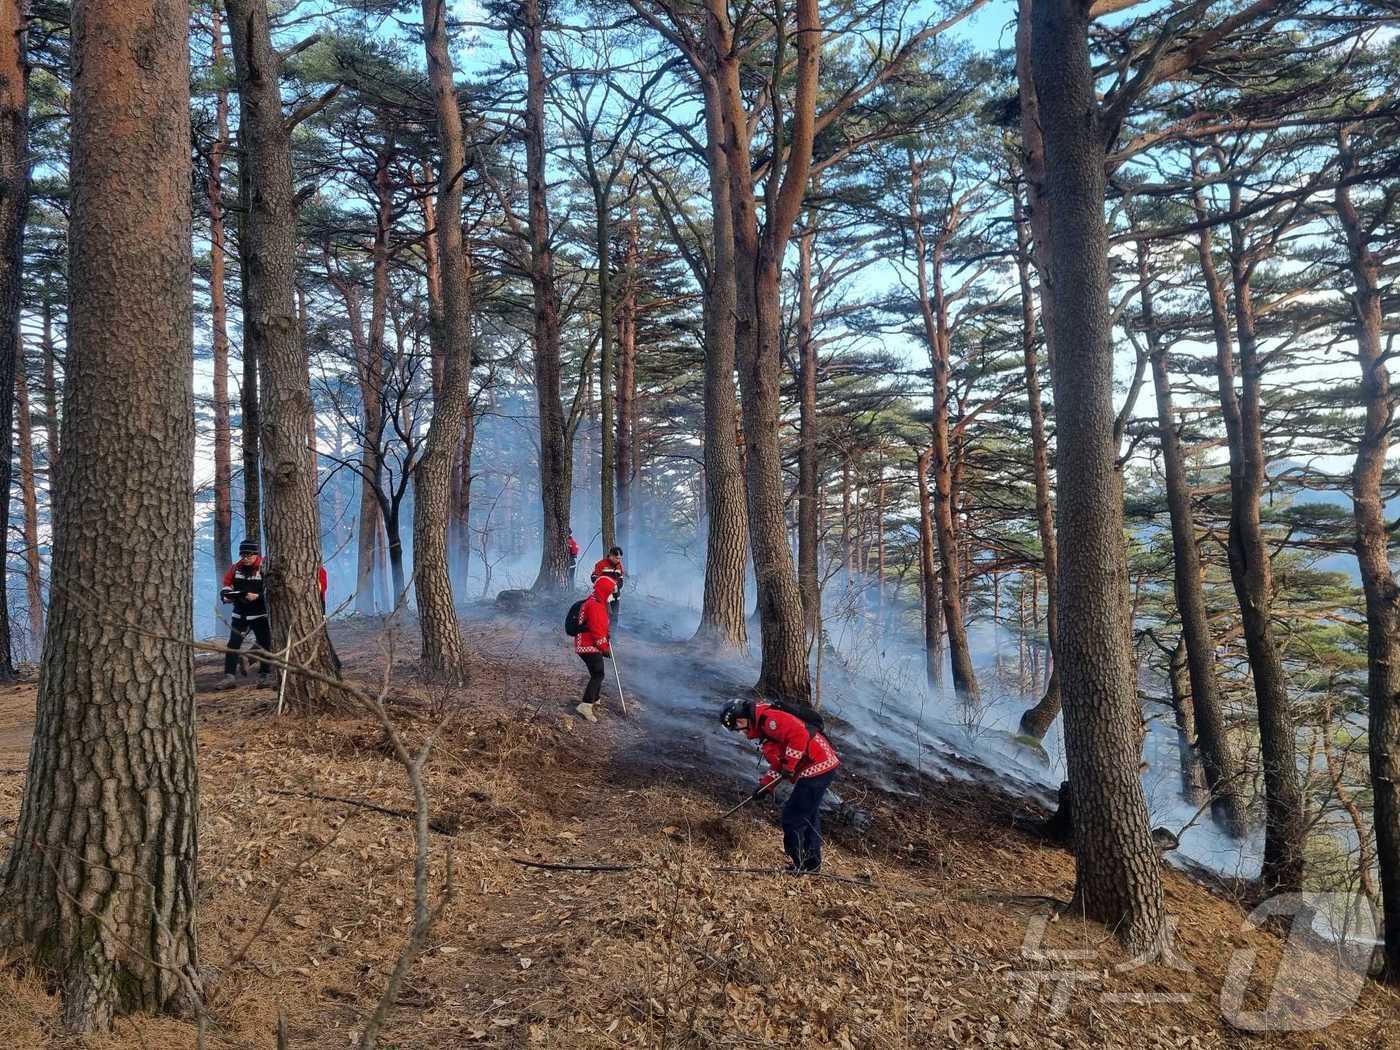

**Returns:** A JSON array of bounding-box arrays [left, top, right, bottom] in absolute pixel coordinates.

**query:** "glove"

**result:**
[[757, 771, 782, 796], [598, 641, 611, 656]]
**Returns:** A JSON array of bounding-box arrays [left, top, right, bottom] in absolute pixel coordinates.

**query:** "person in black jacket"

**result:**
[[219, 539, 272, 688]]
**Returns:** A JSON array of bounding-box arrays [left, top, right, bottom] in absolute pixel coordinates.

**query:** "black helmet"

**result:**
[[609, 546, 623, 557], [720, 698, 752, 731]]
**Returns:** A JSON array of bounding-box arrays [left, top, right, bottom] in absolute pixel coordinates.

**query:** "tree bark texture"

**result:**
[[694, 44, 748, 649], [1337, 124, 1400, 980], [1030, 0, 1164, 953], [0, 0, 201, 1029], [414, 0, 472, 682], [226, 0, 341, 706]]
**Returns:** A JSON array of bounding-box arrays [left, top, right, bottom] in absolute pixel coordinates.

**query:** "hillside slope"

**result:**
[[1, 610, 1396, 1048]]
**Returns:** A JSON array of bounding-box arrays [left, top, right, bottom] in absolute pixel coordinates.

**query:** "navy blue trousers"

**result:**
[[782, 770, 836, 871]]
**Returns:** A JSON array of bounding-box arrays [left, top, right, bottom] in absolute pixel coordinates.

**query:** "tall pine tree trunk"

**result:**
[[524, 0, 570, 593], [0, 0, 201, 1027], [909, 159, 978, 701], [1013, 180, 1061, 738], [209, 8, 233, 624], [1030, 0, 1164, 953], [414, 0, 472, 682], [1194, 181, 1304, 894], [694, 46, 748, 649], [589, 151, 617, 550], [1140, 243, 1245, 836], [227, 0, 341, 705], [1337, 123, 1400, 980], [0, 0, 25, 680], [237, 143, 261, 541], [40, 294, 58, 471], [916, 448, 944, 688], [15, 336, 42, 649], [616, 208, 639, 552], [796, 218, 820, 636], [712, 0, 817, 700]]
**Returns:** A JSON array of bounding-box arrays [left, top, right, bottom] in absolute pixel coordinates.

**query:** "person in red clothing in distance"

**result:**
[[567, 529, 581, 589], [573, 575, 616, 723], [590, 546, 625, 621], [720, 697, 841, 872]]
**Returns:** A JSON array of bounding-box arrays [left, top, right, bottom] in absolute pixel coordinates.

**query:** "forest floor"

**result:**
[[1, 606, 1398, 1049]]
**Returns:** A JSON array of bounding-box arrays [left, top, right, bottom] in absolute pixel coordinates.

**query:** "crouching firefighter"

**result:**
[[220, 538, 272, 688], [567, 575, 616, 723], [720, 698, 841, 873]]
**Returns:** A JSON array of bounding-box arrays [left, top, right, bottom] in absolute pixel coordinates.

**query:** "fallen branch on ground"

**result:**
[[265, 787, 460, 836]]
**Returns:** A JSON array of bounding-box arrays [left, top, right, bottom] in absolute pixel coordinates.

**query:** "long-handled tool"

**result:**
[[608, 642, 628, 716], [721, 779, 781, 820]]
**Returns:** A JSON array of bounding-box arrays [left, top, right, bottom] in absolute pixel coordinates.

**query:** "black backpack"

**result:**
[[564, 598, 586, 637], [767, 698, 826, 735]]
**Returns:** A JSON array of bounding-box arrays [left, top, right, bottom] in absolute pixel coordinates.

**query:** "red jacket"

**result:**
[[591, 557, 624, 590], [745, 703, 840, 780], [574, 576, 615, 655], [568, 536, 580, 558], [318, 565, 328, 600]]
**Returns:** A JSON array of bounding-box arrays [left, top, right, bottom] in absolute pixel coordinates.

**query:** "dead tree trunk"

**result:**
[[414, 0, 473, 682], [226, 0, 341, 705], [1141, 243, 1246, 836], [1030, 0, 1164, 954], [1337, 123, 1400, 980], [523, 0, 571, 593], [0, 0, 201, 1028]]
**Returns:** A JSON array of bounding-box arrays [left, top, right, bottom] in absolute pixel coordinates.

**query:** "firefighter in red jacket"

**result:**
[[721, 698, 841, 872], [568, 529, 581, 588], [220, 539, 272, 688], [591, 546, 624, 621], [573, 575, 616, 724]]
